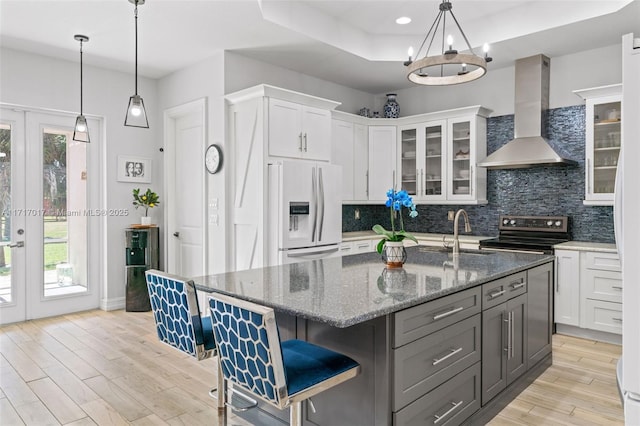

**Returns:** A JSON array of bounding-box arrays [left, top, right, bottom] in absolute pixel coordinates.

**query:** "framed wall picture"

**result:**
[[117, 155, 152, 183]]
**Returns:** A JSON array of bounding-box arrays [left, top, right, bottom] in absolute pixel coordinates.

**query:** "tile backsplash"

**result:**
[[343, 105, 615, 243]]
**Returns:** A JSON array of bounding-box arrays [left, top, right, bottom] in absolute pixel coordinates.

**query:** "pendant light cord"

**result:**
[[79, 39, 84, 114], [134, 1, 139, 96]]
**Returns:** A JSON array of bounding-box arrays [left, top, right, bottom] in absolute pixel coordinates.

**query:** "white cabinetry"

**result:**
[[574, 84, 622, 206], [397, 107, 489, 205], [225, 85, 340, 271], [399, 121, 446, 202], [369, 125, 397, 201], [554, 249, 580, 327], [269, 98, 333, 161], [554, 246, 621, 340], [331, 117, 368, 201]]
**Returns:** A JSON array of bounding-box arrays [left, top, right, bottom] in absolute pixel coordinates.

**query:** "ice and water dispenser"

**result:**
[[289, 202, 310, 239], [125, 227, 159, 312]]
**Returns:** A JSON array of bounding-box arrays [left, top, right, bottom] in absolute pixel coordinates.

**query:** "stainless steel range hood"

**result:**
[[478, 54, 577, 169]]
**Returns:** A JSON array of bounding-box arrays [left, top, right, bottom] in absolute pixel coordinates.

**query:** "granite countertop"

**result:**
[[343, 231, 492, 244], [192, 247, 553, 328], [554, 241, 617, 253]]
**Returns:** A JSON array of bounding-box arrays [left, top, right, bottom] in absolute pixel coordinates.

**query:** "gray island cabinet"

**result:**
[[193, 247, 554, 426]]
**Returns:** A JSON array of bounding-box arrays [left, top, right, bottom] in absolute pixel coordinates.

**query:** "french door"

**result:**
[[0, 107, 101, 324]]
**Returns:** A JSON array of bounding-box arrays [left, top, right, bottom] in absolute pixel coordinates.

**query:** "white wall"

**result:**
[[157, 52, 227, 274], [224, 52, 375, 113], [377, 44, 622, 117], [0, 47, 161, 310]]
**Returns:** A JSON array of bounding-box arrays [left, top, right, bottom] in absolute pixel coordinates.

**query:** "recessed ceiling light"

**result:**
[[396, 16, 411, 25]]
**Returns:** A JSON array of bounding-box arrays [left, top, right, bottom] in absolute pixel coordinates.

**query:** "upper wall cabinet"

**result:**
[[331, 118, 368, 201], [269, 98, 333, 161], [369, 125, 397, 201], [397, 106, 490, 205], [574, 84, 622, 206]]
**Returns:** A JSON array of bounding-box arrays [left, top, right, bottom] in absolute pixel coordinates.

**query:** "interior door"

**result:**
[[1, 108, 101, 324], [165, 99, 206, 277]]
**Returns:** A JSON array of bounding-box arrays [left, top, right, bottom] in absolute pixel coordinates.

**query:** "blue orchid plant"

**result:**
[[373, 189, 419, 254]]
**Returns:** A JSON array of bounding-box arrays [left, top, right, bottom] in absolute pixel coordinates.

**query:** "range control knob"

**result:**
[[503, 219, 510, 225], [510, 219, 516, 225], [555, 220, 562, 227], [547, 220, 554, 226]]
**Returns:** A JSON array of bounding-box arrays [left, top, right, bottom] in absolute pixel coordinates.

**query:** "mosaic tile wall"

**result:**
[[343, 105, 615, 243]]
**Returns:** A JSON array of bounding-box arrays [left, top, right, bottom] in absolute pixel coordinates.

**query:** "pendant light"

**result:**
[[73, 34, 90, 142], [124, 0, 149, 128], [404, 0, 493, 86]]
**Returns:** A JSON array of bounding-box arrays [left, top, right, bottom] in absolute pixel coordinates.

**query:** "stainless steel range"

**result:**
[[479, 215, 570, 255]]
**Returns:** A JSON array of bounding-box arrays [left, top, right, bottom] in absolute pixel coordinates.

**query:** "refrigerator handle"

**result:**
[[318, 167, 325, 241], [311, 167, 317, 242]]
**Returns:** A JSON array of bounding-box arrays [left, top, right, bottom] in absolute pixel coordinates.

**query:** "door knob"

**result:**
[[9, 241, 24, 248], [173, 232, 180, 237]]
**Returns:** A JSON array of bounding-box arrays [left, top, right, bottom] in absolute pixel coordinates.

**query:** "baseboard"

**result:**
[[555, 324, 622, 345], [101, 296, 125, 311]]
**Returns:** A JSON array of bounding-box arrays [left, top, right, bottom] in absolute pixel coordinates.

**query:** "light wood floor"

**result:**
[[0, 310, 624, 425]]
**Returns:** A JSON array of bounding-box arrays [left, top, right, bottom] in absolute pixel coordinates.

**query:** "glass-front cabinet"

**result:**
[[575, 84, 622, 205], [397, 106, 489, 204], [399, 121, 446, 202]]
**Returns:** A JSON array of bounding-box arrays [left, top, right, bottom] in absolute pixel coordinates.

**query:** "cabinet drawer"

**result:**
[[482, 272, 527, 310], [353, 239, 373, 254], [393, 362, 481, 426], [584, 299, 622, 334], [583, 269, 623, 303], [393, 287, 481, 348], [584, 251, 621, 272], [339, 242, 354, 256], [393, 314, 481, 411]]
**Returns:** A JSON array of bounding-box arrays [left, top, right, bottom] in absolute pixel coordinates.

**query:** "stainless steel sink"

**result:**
[[418, 246, 491, 255]]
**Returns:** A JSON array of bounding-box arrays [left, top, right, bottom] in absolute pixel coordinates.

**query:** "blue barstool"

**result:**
[[208, 292, 361, 426], [145, 270, 222, 404]]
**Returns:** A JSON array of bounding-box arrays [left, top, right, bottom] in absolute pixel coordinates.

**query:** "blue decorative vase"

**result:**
[[383, 94, 400, 118]]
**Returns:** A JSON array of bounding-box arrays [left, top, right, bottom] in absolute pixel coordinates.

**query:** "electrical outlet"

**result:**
[[448, 210, 455, 221], [354, 208, 361, 220]]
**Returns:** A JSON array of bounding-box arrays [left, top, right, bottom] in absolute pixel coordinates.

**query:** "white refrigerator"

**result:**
[[267, 160, 342, 265], [616, 32, 640, 424]]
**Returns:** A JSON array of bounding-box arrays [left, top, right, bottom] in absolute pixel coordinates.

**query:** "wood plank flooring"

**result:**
[[0, 310, 624, 425]]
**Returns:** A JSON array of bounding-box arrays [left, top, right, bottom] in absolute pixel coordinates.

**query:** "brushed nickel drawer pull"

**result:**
[[432, 347, 463, 366], [488, 289, 505, 299], [613, 317, 623, 322], [612, 286, 623, 290], [510, 282, 525, 290], [434, 400, 464, 424], [433, 306, 464, 320]]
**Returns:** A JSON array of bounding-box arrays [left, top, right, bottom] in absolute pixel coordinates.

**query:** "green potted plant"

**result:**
[[132, 188, 159, 225], [373, 189, 418, 267]]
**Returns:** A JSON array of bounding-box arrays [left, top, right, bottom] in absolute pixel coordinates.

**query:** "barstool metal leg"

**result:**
[[217, 358, 226, 410], [290, 401, 302, 426]]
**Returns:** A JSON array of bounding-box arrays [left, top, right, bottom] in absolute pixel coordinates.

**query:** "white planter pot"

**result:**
[[383, 241, 406, 268], [141, 216, 152, 226]]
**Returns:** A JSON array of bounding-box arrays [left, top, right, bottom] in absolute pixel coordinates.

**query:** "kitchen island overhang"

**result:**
[[192, 246, 554, 328]]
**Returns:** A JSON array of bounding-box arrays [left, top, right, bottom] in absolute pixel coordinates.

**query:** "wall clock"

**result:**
[[205, 144, 223, 174]]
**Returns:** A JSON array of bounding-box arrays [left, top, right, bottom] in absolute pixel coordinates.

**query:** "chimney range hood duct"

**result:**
[[478, 54, 577, 169]]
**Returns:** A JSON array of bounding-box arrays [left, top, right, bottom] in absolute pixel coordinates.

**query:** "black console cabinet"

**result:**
[[125, 227, 159, 312]]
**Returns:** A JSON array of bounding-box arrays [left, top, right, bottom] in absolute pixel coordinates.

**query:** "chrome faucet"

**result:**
[[453, 209, 472, 255]]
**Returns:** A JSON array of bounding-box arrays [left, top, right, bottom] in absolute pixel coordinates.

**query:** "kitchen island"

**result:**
[[193, 247, 554, 425]]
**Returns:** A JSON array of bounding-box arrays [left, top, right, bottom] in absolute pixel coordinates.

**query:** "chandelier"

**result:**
[[404, 0, 492, 86]]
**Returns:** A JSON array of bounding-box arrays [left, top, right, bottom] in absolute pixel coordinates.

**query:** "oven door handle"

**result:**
[[480, 247, 547, 255]]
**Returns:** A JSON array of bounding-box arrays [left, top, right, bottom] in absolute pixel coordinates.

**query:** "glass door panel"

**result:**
[[451, 121, 471, 195], [424, 125, 443, 197], [42, 129, 87, 298], [592, 101, 620, 194], [400, 128, 417, 195], [0, 123, 13, 304]]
